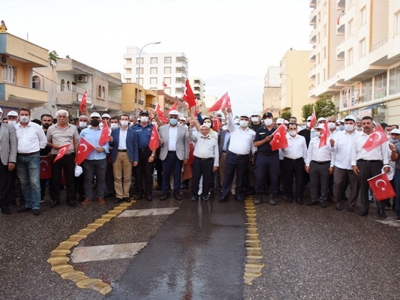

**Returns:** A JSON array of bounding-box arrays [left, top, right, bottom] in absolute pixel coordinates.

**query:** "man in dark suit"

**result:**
[[158, 110, 189, 200], [109, 114, 138, 203], [0, 107, 17, 214]]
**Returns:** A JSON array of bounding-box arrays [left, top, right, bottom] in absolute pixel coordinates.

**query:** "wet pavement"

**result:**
[[0, 188, 399, 299]]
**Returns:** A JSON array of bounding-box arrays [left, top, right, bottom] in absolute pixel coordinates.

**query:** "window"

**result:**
[[150, 57, 158, 64], [322, 69, 326, 82], [164, 77, 171, 84], [164, 87, 171, 94], [138, 78, 143, 85], [2, 65, 15, 83], [362, 78, 373, 102], [164, 67, 171, 74], [150, 77, 157, 85], [396, 12, 400, 35], [323, 3, 326, 16], [60, 79, 65, 91], [348, 19, 354, 37], [102, 86, 105, 98], [317, 33, 320, 43], [98, 85, 102, 98], [389, 66, 400, 95], [359, 39, 366, 58], [323, 47, 326, 60], [360, 7, 366, 28], [32, 75, 41, 90], [67, 81, 70, 90], [126, 58, 132, 64], [347, 48, 353, 66], [136, 57, 144, 64], [323, 25, 327, 38], [150, 67, 157, 74], [374, 72, 387, 99], [164, 57, 172, 64], [136, 67, 143, 75], [126, 69, 132, 74], [317, 53, 320, 64]]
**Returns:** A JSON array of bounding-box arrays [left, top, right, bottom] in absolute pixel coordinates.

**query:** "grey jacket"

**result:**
[[0, 123, 17, 165], [158, 124, 189, 161]]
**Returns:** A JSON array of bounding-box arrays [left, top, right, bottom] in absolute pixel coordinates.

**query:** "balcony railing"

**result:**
[[371, 37, 388, 52]]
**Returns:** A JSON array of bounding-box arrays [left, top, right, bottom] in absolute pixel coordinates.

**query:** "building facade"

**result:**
[[263, 66, 281, 117], [121, 83, 157, 114], [309, 0, 400, 124], [123, 47, 188, 99]]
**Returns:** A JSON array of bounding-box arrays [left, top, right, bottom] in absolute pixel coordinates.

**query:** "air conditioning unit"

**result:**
[[76, 75, 88, 83], [1, 55, 8, 65]]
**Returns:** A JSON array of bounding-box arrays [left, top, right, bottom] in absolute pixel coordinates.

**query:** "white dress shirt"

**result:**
[[118, 128, 128, 150], [168, 126, 178, 151], [190, 133, 219, 167], [15, 122, 47, 153], [306, 136, 333, 167], [350, 131, 389, 165], [227, 113, 256, 155], [331, 130, 360, 170], [282, 133, 307, 160]]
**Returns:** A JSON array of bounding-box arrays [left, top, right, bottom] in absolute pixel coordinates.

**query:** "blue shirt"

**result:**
[[254, 127, 277, 153], [79, 127, 109, 160], [132, 123, 153, 149]]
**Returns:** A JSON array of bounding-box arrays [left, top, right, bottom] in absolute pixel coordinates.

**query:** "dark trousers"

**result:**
[[254, 153, 279, 195], [0, 163, 13, 209], [221, 151, 249, 199], [105, 159, 115, 195], [192, 157, 214, 197], [155, 157, 163, 187], [40, 178, 55, 201], [333, 167, 359, 208], [357, 160, 383, 212], [135, 149, 154, 197], [309, 161, 330, 203], [82, 159, 107, 200], [161, 151, 183, 195], [283, 157, 304, 200], [51, 154, 76, 203]]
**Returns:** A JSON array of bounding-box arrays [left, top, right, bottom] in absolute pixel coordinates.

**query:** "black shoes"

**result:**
[[254, 194, 263, 205], [335, 204, 342, 211], [268, 196, 276, 206], [146, 195, 153, 201], [201, 195, 210, 202], [307, 201, 318, 206], [1, 207, 12, 214], [32, 209, 41, 216], [134, 194, 143, 200], [173, 193, 182, 201], [377, 210, 387, 218], [359, 211, 369, 216], [160, 194, 169, 201], [286, 198, 293, 204], [296, 199, 303, 205], [219, 196, 228, 203], [114, 198, 123, 203], [235, 196, 244, 202], [320, 201, 327, 208], [191, 196, 199, 202], [50, 202, 59, 208], [17, 207, 32, 213], [67, 201, 77, 207], [123, 197, 131, 202], [347, 206, 354, 212]]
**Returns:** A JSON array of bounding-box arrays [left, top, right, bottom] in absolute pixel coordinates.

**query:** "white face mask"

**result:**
[[315, 131, 321, 137], [251, 117, 259, 123], [345, 124, 354, 132], [79, 121, 87, 128], [8, 120, 17, 126], [110, 123, 119, 130], [307, 121, 311, 128], [264, 119, 273, 126], [151, 121, 157, 126], [203, 122, 211, 128], [120, 120, 129, 127], [289, 130, 297, 137], [240, 120, 248, 127], [328, 122, 336, 129], [141, 116, 149, 123], [20, 116, 30, 123]]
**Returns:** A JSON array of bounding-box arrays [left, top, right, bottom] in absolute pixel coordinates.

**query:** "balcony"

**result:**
[[308, 86, 316, 98], [175, 72, 187, 80], [309, 47, 317, 61], [336, 38, 345, 60], [309, 10, 317, 26], [309, 28, 317, 44], [336, 12, 346, 36], [309, 65, 316, 79], [175, 62, 187, 71], [337, 0, 346, 11], [175, 87, 184, 94], [310, 0, 316, 8], [0, 83, 48, 108], [176, 54, 187, 63]]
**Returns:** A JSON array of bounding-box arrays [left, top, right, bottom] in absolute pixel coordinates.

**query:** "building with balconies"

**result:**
[[188, 77, 205, 101], [309, 0, 400, 124], [123, 47, 189, 99], [121, 83, 157, 114], [0, 33, 49, 114], [32, 59, 122, 119], [263, 66, 281, 117]]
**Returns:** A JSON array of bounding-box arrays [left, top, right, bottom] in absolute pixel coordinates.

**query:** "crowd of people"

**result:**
[[0, 106, 399, 222]]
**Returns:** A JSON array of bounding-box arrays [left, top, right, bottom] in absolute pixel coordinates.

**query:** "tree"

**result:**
[[48, 50, 60, 64], [281, 111, 291, 120], [301, 95, 338, 121]]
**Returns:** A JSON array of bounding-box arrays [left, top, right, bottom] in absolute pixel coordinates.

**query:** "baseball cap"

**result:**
[[390, 129, 400, 135], [101, 113, 111, 119], [139, 110, 149, 116], [344, 115, 356, 122], [239, 113, 250, 119], [90, 112, 101, 118], [316, 124, 325, 130], [307, 116, 312, 121], [179, 117, 186, 121], [7, 111, 18, 117], [168, 110, 179, 116], [318, 117, 326, 122], [276, 118, 284, 124], [263, 112, 273, 119]]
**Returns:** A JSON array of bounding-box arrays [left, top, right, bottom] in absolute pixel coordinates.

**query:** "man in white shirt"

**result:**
[[330, 115, 360, 211], [351, 116, 390, 217], [15, 108, 47, 215], [189, 123, 219, 202], [282, 122, 307, 205], [306, 124, 334, 208]]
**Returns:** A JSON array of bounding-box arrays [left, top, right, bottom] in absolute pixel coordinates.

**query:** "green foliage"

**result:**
[[48, 50, 60, 63], [66, 55, 70, 59], [301, 95, 338, 121], [281, 111, 291, 121]]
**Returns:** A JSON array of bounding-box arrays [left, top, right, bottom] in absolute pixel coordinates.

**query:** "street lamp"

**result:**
[[280, 73, 293, 116], [136, 41, 161, 117]]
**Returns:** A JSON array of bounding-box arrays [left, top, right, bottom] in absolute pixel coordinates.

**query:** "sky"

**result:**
[[3, 0, 312, 114]]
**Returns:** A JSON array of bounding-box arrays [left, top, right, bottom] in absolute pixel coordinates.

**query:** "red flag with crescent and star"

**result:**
[[40, 156, 52, 179], [76, 137, 96, 165], [99, 120, 110, 146], [270, 124, 288, 151], [318, 121, 329, 148], [362, 124, 388, 152], [79, 90, 87, 113], [208, 92, 231, 112], [149, 125, 160, 151], [54, 144, 71, 163], [155, 103, 168, 123], [183, 79, 196, 109], [368, 172, 396, 201], [213, 116, 222, 132], [310, 106, 317, 129], [168, 102, 177, 114]]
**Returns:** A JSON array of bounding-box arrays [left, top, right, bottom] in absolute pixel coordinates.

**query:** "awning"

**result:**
[[361, 103, 383, 110]]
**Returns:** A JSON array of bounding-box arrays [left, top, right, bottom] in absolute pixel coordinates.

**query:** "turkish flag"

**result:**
[[76, 137, 96, 165], [80, 90, 87, 113], [162, 82, 168, 88], [53, 144, 71, 163], [183, 79, 196, 109], [168, 102, 177, 114], [40, 156, 52, 179], [149, 125, 160, 151], [213, 116, 222, 132], [310, 106, 317, 129], [318, 121, 329, 148], [270, 124, 288, 151], [362, 124, 388, 152], [99, 120, 109, 146], [156, 103, 168, 123], [208, 92, 231, 112], [368, 173, 396, 201]]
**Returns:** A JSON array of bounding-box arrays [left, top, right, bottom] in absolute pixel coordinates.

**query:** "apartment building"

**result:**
[[123, 47, 188, 99], [263, 66, 281, 117], [309, 0, 400, 124], [188, 77, 205, 101]]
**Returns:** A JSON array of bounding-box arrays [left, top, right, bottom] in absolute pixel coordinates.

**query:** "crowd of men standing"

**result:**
[[0, 106, 399, 222]]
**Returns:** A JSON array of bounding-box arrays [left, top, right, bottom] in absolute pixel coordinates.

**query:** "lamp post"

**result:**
[[135, 41, 161, 117], [280, 73, 293, 116]]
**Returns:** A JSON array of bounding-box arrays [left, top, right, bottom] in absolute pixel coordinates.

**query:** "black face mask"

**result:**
[[90, 120, 100, 127], [42, 124, 51, 129]]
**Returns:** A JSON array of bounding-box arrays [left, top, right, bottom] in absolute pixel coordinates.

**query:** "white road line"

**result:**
[[117, 207, 178, 218], [376, 218, 400, 228], [71, 243, 147, 263]]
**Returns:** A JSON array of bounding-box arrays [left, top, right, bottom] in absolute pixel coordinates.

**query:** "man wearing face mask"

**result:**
[[7, 111, 19, 127], [0, 107, 17, 214], [281, 123, 307, 205], [298, 116, 312, 147], [252, 112, 279, 205], [104, 116, 119, 199], [327, 116, 339, 138], [249, 112, 263, 132], [77, 115, 89, 133], [158, 110, 189, 200], [15, 108, 47, 215], [131, 110, 156, 201], [330, 115, 360, 211]]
